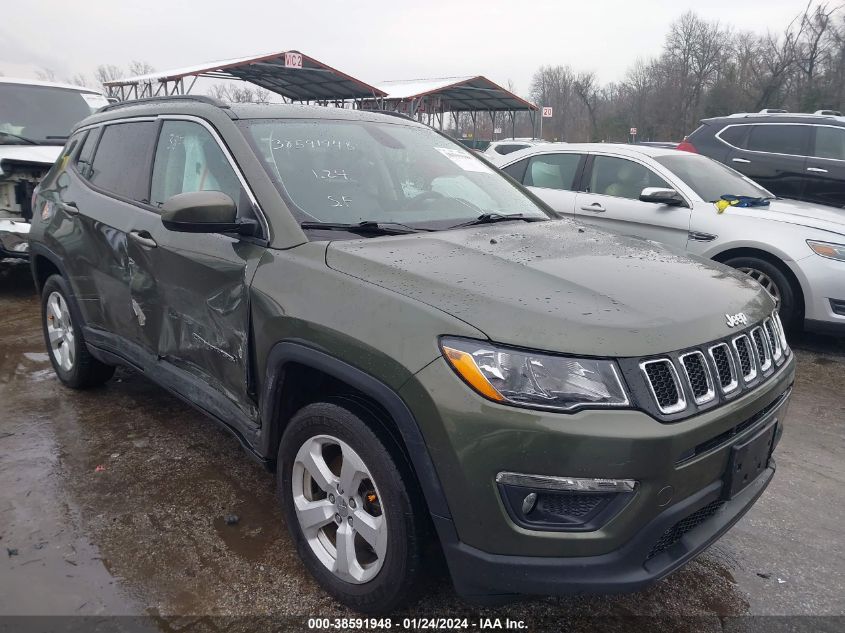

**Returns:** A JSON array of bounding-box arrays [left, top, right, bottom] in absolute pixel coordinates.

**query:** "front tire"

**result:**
[[277, 402, 426, 613], [724, 256, 800, 330], [41, 275, 115, 389]]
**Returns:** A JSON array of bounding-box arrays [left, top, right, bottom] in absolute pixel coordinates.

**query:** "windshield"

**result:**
[[654, 153, 772, 202], [0, 84, 108, 145], [241, 118, 549, 230]]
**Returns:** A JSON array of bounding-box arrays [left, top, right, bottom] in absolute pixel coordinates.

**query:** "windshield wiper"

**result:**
[[300, 220, 432, 235], [446, 213, 546, 230], [0, 131, 39, 145]]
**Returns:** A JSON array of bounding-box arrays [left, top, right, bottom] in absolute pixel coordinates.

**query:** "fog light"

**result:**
[[497, 472, 637, 532], [522, 492, 538, 514]]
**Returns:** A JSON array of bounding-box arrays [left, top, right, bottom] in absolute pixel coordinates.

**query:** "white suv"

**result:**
[[499, 142, 845, 335], [1, 78, 109, 259]]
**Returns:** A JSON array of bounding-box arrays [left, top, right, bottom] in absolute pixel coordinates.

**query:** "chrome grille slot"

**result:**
[[764, 318, 783, 363], [679, 351, 715, 405], [732, 335, 757, 382], [709, 343, 739, 394], [751, 326, 772, 372], [640, 359, 687, 414], [773, 312, 790, 357]]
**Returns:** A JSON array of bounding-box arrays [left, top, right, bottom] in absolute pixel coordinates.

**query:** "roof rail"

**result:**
[[758, 108, 788, 114], [372, 110, 415, 121], [97, 94, 230, 113], [814, 109, 843, 116]]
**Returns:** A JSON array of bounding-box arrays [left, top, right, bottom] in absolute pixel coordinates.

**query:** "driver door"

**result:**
[[574, 154, 691, 249], [126, 118, 266, 421]]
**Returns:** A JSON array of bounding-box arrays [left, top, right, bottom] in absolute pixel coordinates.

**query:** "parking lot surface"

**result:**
[[1, 259, 844, 630]]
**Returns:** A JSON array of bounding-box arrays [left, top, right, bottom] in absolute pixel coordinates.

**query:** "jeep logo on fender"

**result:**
[[726, 312, 748, 328]]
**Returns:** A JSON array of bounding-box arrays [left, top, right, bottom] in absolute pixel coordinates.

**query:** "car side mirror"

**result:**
[[160, 191, 242, 233], [639, 187, 685, 206]]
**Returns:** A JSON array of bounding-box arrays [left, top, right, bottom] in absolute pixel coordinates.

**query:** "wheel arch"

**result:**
[[711, 246, 805, 317], [258, 341, 452, 522], [30, 244, 67, 294]]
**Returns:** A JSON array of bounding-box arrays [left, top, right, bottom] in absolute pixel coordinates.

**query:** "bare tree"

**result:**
[[35, 67, 57, 82], [208, 83, 271, 104]]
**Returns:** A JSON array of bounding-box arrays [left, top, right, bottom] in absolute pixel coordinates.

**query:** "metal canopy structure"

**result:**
[[366, 76, 538, 139], [103, 50, 387, 105]]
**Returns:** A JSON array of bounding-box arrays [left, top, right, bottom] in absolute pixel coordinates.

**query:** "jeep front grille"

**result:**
[[630, 311, 788, 419], [709, 343, 739, 394], [640, 359, 686, 414], [679, 351, 714, 405]]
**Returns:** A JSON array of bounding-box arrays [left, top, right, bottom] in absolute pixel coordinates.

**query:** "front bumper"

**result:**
[[0, 218, 30, 259], [401, 352, 794, 598], [789, 253, 845, 334], [438, 463, 773, 600]]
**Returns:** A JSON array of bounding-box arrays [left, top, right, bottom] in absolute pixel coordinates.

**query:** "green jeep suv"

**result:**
[[29, 97, 795, 612]]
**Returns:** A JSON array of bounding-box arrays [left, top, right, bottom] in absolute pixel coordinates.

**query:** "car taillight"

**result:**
[[677, 139, 698, 153]]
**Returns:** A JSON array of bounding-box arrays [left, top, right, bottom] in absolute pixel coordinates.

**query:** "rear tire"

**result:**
[[40, 275, 115, 389], [277, 402, 426, 613], [723, 256, 800, 331]]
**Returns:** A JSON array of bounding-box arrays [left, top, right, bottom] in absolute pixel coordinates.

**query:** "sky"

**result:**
[[0, 0, 820, 97]]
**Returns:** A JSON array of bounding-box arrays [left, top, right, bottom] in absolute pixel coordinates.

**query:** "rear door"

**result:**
[[125, 117, 266, 419], [726, 123, 809, 200], [516, 152, 585, 215], [54, 120, 157, 345], [806, 124, 845, 208], [574, 154, 691, 249]]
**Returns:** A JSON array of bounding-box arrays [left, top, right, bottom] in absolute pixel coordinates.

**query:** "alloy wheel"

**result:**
[[292, 434, 387, 584], [46, 291, 75, 372], [737, 266, 781, 307]]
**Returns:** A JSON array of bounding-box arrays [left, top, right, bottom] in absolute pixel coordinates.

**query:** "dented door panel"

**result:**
[[126, 218, 264, 422]]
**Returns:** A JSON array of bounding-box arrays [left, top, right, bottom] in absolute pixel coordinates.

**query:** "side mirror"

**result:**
[[639, 187, 685, 206], [160, 191, 241, 233]]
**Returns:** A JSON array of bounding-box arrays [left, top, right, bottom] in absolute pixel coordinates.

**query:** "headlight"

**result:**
[[439, 337, 629, 412], [807, 240, 845, 261]]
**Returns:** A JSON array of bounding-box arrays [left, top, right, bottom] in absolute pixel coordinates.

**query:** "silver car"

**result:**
[[498, 143, 845, 334]]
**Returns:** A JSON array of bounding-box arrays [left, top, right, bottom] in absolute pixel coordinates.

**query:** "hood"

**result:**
[[326, 220, 774, 357], [724, 197, 845, 237], [0, 145, 63, 171]]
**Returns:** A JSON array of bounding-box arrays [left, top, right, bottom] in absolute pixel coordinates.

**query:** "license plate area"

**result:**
[[724, 421, 777, 499]]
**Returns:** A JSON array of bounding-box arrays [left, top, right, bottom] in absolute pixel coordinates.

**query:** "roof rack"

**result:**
[[97, 94, 229, 113]]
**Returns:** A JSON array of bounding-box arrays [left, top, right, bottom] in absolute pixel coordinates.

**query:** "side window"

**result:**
[[589, 156, 670, 200], [812, 126, 845, 160], [150, 120, 243, 209], [502, 158, 528, 182], [747, 124, 810, 156], [719, 125, 750, 149], [524, 154, 582, 190], [88, 122, 157, 201], [76, 127, 100, 179]]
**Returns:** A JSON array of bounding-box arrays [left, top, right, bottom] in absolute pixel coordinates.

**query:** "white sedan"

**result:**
[[498, 143, 845, 334]]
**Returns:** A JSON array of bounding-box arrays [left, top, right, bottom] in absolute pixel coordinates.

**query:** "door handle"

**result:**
[[580, 202, 606, 213], [732, 158, 751, 164], [806, 167, 828, 173], [58, 201, 79, 215], [129, 230, 157, 248]]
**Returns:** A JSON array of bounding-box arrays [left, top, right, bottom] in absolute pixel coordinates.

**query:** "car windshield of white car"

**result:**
[[655, 154, 773, 203]]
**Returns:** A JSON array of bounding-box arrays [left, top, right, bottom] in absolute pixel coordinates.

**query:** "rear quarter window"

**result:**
[[718, 125, 750, 149]]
